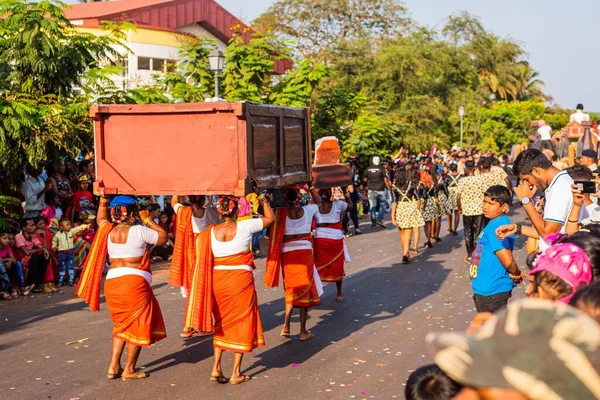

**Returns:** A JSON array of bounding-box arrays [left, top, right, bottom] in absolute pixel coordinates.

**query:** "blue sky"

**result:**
[[63, 0, 599, 112], [217, 0, 600, 112]]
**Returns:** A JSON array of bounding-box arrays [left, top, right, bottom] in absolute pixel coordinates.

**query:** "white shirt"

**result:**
[[22, 176, 46, 212], [174, 203, 219, 234], [538, 125, 552, 141], [581, 202, 600, 225], [570, 110, 590, 124], [540, 171, 574, 251]]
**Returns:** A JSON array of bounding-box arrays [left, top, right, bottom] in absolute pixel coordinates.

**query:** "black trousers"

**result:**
[[342, 192, 360, 232], [463, 214, 487, 256], [27, 253, 49, 286], [473, 291, 512, 313]]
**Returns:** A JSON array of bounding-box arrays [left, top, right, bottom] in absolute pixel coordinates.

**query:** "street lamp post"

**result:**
[[459, 106, 465, 149], [208, 49, 225, 99]]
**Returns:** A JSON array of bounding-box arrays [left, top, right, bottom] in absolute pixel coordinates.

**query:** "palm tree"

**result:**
[[516, 62, 546, 101]]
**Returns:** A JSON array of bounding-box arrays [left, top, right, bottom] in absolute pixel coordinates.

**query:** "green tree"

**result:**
[[223, 29, 288, 102], [0, 0, 127, 177], [270, 59, 329, 108], [254, 0, 411, 58]]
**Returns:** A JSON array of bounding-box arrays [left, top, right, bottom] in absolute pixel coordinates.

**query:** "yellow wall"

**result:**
[[76, 27, 189, 48]]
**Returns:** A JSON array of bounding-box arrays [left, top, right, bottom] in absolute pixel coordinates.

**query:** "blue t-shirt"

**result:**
[[469, 215, 515, 296]]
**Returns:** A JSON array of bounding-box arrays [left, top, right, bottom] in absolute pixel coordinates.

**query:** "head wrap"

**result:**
[[109, 195, 137, 208], [216, 196, 238, 216]]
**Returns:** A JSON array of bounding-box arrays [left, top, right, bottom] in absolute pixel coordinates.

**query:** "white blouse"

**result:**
[[284, 204, 318, 236], [174, 203, 219, 234], [315, 201, 348, 224], [107, 224, 158, 258], [211, 219, 264, 258]]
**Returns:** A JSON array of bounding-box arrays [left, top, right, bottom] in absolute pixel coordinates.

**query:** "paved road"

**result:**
[[0, 210, 529, 400]]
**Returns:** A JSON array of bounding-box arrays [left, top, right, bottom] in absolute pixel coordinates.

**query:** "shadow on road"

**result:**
[[244, 258, 451, 376], [0, 282, 168, 336]]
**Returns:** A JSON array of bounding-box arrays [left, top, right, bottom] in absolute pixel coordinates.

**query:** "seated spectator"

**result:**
[[15, 218, 50, 293], [429, 298, 600, 400], [0, 231, 32, 297], [405, 364, 462, 400], [569, 280, 600, 324]]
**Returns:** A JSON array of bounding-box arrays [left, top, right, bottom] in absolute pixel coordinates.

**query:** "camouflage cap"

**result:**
[[428, 298, 600, 400]]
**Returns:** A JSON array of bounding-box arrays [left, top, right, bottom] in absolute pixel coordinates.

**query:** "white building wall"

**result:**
[[177, 24, 228, 51]]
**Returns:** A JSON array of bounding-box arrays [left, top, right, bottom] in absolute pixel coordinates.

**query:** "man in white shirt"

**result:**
[[495, 149, 576, 251], [22, 166, 51, 218], [536, 120, 555, 153], [570, 104, 591, 124]]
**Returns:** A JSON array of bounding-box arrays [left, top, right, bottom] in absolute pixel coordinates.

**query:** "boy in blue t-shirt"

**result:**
[[469, 185, 522, 313]]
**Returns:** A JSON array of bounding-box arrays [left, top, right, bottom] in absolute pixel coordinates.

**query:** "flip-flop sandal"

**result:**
[[280, 330, 291, 337], [107, 367, 124, 380], [121, 370, 148, 381], [181, 329, 213, 338], [336, 296, 344, 302], [210, 374, 230, 384], [230, 375, 251, 385], [299, 331, 315, 341]]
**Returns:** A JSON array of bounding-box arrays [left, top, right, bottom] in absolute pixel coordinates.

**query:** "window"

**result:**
[[138, 56, 151, 70], [114, 57, 129, 77], [152, 58, 165, 71]]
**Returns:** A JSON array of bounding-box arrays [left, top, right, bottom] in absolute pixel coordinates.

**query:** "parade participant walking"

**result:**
[[444, 164, 462, 235], [433, 174, 450, 242], [264, 187, 323, 341], [76, 195, 168, 381], [391, 169, 424, 264], [364, 156, 390, 228], [314, 187, 353, 301], [169, 195, 218, 337], [408, 168, 424, 253], [185, 195, 274, 385], [496, 148, 575, 252], [420, 169, 439, 249], [457, 161, 488, 263]]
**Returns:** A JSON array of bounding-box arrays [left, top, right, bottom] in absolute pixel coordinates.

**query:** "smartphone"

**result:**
[[574, 180, 596, 194]]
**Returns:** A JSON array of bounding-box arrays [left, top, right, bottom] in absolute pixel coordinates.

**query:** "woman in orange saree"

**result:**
[[185, 194, 274, 385], [314, 188, 353, 302], [76, 195, 168, 381], [264, 187, 323, 341]]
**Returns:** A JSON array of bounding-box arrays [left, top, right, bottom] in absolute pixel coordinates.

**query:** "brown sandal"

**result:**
[[121, 370, 148, 381], [230, 375, 251, 385], [299, 331, 315, 341], [210, 374, 229, 384], [107, 367, 124, 380]]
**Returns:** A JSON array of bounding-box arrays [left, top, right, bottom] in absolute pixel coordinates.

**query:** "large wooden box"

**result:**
[[91, 102, 312, 196]]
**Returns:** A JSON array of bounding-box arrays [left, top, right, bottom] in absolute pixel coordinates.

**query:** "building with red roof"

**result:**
[[63, 0, 290, 88]]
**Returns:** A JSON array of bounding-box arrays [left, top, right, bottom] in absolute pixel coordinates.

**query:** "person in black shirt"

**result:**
[[364, 156, 390, 228], [391, 168, 424, 264]]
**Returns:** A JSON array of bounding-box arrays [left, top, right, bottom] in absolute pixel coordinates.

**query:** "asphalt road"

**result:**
[[0, 209, 529, 400]]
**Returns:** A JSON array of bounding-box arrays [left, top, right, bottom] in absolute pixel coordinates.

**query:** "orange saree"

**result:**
[[265, 209, 321, 308], [282, 244, 321, 307], [104, 253, 166, 347], [169, 205, 195, 289], [186, 228, 265, 353], [76, 222, 166, 347]]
